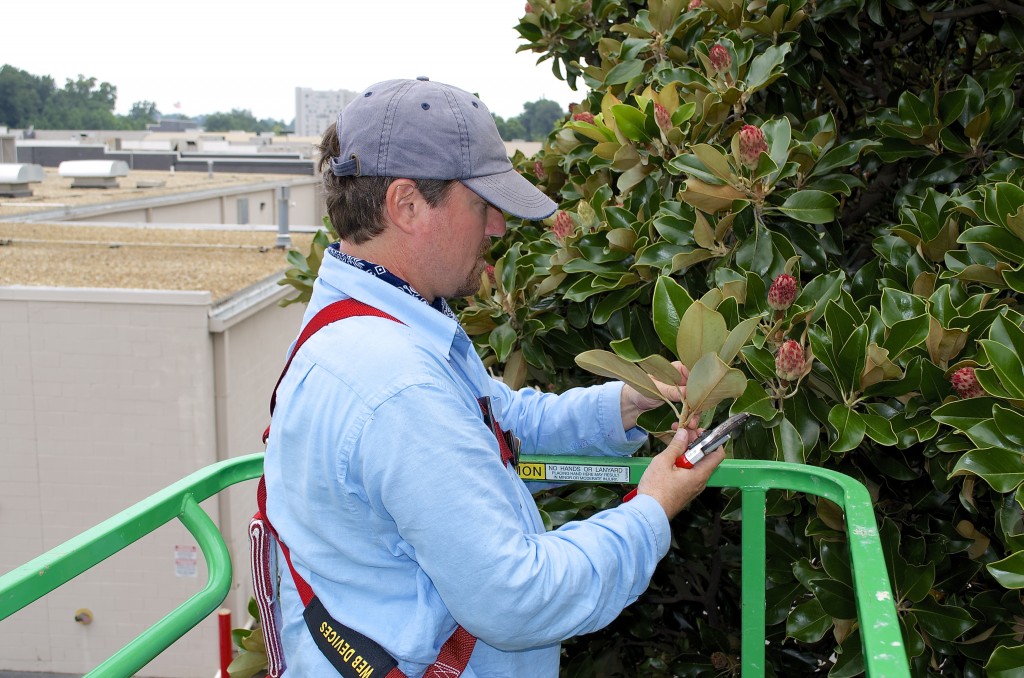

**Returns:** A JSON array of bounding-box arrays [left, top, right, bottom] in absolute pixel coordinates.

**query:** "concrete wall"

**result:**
[[13, 180, 324, 229], [16, 143, 315, 176], [0, 284, 305, 677]]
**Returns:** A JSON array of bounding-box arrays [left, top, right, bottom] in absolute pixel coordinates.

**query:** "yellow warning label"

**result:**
[[517, 463, 546, 481]]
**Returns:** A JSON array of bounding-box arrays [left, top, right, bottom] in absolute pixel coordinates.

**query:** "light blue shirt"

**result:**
[[263, 246, 671, 677]]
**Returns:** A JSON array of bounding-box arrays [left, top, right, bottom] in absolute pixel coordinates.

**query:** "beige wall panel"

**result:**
[[0, 290, 222, 677]]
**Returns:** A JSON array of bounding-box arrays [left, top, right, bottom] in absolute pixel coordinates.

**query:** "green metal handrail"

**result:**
[[0, 454, 910, 677], [518, 455, 910, 677], [0, 453, 265, 677]]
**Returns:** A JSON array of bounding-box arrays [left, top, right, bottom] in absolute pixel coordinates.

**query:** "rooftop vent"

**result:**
[[58, 160, 130, 189], [0, 163, 45, 197]]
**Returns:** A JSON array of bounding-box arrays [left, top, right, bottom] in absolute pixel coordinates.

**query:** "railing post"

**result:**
[[741, 487, 767, 676]]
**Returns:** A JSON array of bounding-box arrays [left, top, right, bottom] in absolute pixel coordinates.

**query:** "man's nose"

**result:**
[[486, 205, 507, 237]]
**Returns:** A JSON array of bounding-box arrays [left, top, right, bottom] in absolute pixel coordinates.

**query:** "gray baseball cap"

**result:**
[[328, 77, 557, 221]]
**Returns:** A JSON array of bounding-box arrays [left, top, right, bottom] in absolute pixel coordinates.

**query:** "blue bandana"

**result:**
[[327, 244, 457, 320]]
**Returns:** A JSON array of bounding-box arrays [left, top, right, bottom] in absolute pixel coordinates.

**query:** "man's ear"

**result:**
[[384, 179, 423, 235]]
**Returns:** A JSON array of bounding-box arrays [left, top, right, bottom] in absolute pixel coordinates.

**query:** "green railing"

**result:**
[[518, 456, 911, 677], [0, 454, 910, 677], [0, 453, 264, 678]]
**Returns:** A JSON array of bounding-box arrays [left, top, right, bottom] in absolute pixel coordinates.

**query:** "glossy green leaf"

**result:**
[[828, 406, 867, 453], [880, 288, 928, 326], [604, 59, 645, 86], [652, 276, 695, 353], [989, 313, 1024, 359], [745, 43, 792, 91], [731, 379, 777, 420], [985, 643, 1024, 677], [741, 344, 779, 381], [808, 578, 858, 619], [489, 322, 517, 362], [691, 144, 735, 182], [773, 415, 806, 463], [861, 413, 898, 446], [776, 190, 840, 224], [786, 598, 832, 643], [949, 448, 1024, 493], [898, 562, 935, 604], [979, 339, 1024, 399], [820, 540, 852, 585], [834, 325, 868, 397], [829, 629, 866, 678], [611, 103, 651, 142], [987, 550, 1024, 589], [882, 315, 929, 358], [932, 397, 997, 431], [994, 405, 1024, 446], [795, 270, 845, 323], [909, 595, 976, 641], [813, 139, 880, 176], [665, 153, 726, 184]]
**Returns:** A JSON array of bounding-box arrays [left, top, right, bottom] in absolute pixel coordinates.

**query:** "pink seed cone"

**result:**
[[776, 340, 806, 382], [737, 124, 769, 170], [709, 44, 731, 73], [951, 367, 985, 399], [768, 274, 798, 311]]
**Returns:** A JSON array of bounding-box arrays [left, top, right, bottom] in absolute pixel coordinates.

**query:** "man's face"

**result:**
[[422, 182, 506, 300]]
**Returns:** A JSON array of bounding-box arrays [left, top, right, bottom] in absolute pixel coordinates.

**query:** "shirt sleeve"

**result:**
[[353, 380, 670, 651], [488, 379, 648, 457]]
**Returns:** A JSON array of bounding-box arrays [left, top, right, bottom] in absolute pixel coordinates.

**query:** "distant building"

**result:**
[[147, 117, 201, 133], [294, 86, 358, 137]]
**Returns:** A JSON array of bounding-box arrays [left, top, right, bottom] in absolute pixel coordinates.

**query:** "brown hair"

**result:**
[[317, 123, 456, 244]]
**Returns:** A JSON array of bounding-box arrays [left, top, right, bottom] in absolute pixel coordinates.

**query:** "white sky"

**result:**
[[4, 0, 582, 122]]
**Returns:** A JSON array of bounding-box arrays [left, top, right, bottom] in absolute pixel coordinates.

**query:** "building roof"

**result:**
[[0, 168, 316, 302]]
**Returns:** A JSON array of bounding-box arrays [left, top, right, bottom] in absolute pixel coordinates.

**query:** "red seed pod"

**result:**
[[709, 44, 731, 73], [768, 273, 798, 311], [775, 340, 806, 382], [654, 103, 671, 131], [950, 367, 985, 399], [737, 124, 769, 170], [533, 160, 546, 181], [688, 0, 702, 9], [551, 210, 574, 241], [572, 111, 595, 124]]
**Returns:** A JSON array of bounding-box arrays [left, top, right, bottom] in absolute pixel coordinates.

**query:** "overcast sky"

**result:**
[[4, 0, 581, 122]]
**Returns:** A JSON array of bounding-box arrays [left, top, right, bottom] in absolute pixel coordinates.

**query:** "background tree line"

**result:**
[[0, 64, 288, 133], [492, 97, 567, 141]]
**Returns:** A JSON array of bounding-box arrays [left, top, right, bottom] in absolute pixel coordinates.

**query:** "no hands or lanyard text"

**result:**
[[518, 463, 630, 483]]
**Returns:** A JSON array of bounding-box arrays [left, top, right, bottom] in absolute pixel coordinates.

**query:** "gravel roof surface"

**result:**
[[0, 222, 316, 301], [0, 168, 308, 217], [0, 169, 319, 301]]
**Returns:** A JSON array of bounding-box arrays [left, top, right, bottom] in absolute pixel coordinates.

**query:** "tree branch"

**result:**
[[840, 163, 902, 231], [933, 0, 1024, 20]]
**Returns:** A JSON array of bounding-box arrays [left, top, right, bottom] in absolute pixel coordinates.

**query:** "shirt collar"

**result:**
[[313, 243, 461, 358], [326, 247, 458, 320]]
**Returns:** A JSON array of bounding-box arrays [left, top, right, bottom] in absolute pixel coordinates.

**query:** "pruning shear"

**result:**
[[675, 412, 750, 468], [623, 412, 750, 502]]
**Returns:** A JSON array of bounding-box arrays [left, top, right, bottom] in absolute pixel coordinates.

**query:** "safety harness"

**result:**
[[249, 298, 520, 678]]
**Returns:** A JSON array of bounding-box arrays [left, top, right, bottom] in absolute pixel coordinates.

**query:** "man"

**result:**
[[260, 77, 724, 677]]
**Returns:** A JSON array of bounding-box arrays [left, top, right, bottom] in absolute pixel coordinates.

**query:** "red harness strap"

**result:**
[[251, 298, 490, 678]]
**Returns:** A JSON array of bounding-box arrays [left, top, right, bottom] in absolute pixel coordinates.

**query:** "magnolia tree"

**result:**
[[276, 0, 1024, 674]]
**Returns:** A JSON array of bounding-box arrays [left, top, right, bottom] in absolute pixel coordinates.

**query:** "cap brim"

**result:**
[[463, 169, 557, 221]]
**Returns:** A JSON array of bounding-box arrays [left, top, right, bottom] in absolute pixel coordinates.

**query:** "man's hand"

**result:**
[[634, 427, 725, 519], [620, 361, 691, 431]]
